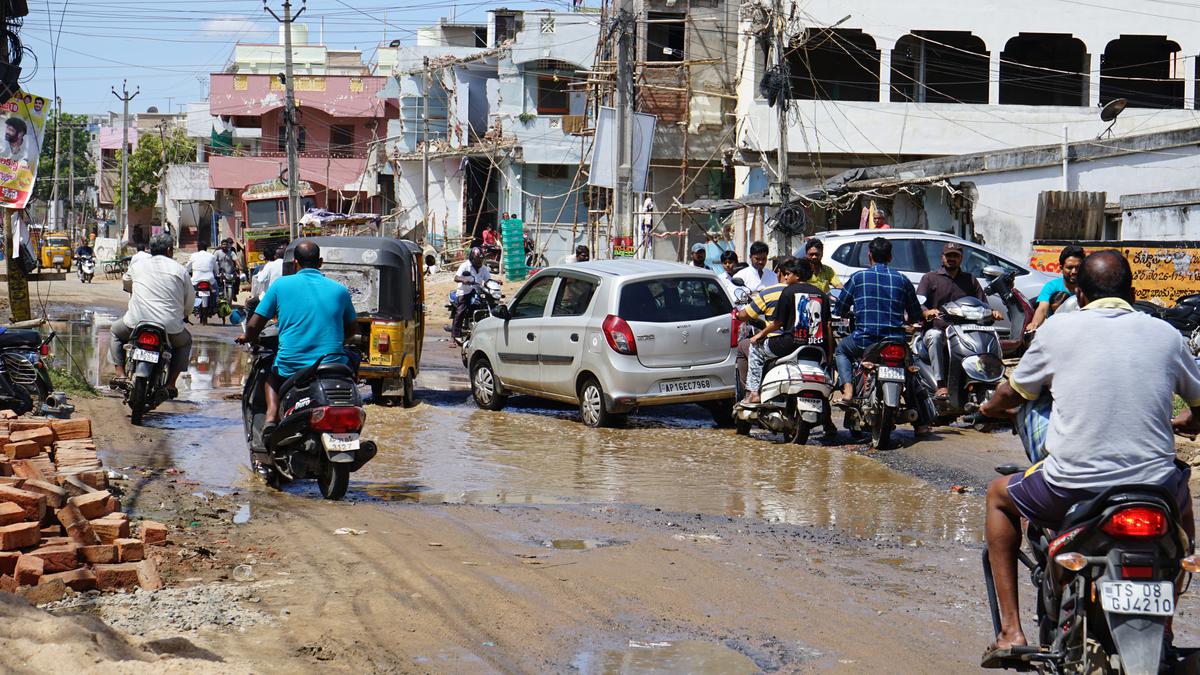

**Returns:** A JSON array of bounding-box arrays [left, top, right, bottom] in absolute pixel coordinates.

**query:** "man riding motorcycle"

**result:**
[[186, 241, 218, 314], [450, 247, 496, 343], [977, 250, 1200, 667], [109, 233, 193, 399], [237, 241, 357, 437], [832, 237, 929, 432], [214, 237, 242, 301], [915, 242, 1003, 400]]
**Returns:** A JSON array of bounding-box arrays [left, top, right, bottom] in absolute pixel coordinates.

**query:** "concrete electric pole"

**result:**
[[613, 4, 634, 245], [111, 81, 139, 243], [771, 0, 789, 209], [422, 56, 430, 232], [264, 0, 307, 241], [50, 96, 60, 230]]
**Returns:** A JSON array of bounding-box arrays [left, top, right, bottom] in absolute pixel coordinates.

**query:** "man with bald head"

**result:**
[[238, 241, 357, 431], [978, 250, 1200, 664]]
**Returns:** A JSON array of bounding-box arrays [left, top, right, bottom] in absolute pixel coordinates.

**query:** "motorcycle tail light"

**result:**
[[801, 372, 827, 383], [1121, 565, 1154, 579], [1055, 552, 1087, 571], [198, 281, 211, 291], [730, 312, 741, 348], [879, 344, 906, 365], [310, 406, 365, 433], [799, 390, 823, 399], [603, 315, 637, 355], [1101, 506, 1168, 539], [135, 332, 161, 350]]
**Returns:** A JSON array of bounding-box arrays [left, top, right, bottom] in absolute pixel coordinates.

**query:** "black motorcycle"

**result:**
[[446, 278, 504, 363], [241, 329, 377, 500], [841, 339, 928, 450], [121, 323, 173, 425], [193, 280, 217, 326], [983, 463, 1195, 674]]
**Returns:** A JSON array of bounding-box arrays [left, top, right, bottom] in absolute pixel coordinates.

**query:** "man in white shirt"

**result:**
[[561, 244, 590, 265], [450, 247, 493, 341], [253, 244, 286, 299], [109, 233, 194, 398], [186, 242, 218, 285], [732, 241, 778, 292], [128, 243, 151, 268]]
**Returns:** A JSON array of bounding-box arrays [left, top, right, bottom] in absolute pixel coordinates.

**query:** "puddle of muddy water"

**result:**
[[356, 401, 980, 543], [573, 640, 759, 675]]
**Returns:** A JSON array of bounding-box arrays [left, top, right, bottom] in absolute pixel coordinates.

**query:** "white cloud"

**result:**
[[201, 16, 270, 40]]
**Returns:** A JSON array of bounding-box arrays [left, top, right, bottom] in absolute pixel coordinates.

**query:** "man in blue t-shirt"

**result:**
[[1027, 245, 1084, 331], [238, 241, 357, 430]]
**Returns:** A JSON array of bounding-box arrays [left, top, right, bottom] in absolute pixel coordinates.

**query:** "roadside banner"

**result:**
[[0, 91, 48, 210], [1031, 240, 1200, 303]]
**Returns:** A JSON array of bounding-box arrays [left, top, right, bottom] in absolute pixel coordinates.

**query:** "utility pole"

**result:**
[[111, 81, 139, 243], [264, 0, 307, 241], [421, 56, 430, 232], [67, 126, 75, 241], [50, 96, 60, 230], [771, 0, 789, 210], [613, 4, 634, 246]]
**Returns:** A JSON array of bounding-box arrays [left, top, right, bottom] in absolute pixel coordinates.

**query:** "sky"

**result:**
[[22, 0, 571, 117]]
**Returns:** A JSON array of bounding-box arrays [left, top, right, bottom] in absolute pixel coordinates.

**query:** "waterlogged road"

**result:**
[[34, 276, 1200, 672]]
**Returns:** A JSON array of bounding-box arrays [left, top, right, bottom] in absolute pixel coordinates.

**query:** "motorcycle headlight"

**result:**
[[961, 354, 1005, 382]]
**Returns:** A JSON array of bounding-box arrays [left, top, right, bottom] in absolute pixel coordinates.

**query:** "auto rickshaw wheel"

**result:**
[[369, 379, 390, 406], [401, 370, 415, 408]]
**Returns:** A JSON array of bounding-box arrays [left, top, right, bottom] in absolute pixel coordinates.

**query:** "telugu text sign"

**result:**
[[1030, 242, 1200, 302]]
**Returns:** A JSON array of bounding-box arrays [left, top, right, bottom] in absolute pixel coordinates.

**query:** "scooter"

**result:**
[[911, 295, 1006, 428], [76, 255, 95, 284], [980, 265, 1035, 358], [121, 323, 173, 425], [733, 345, 833, 444], [982, 463, 1195, 674], [241, 327, 377, 500]]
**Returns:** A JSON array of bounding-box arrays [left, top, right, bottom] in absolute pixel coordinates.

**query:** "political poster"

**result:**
[[0, 91, 48, 210], [1030, 240, 1200, 303]]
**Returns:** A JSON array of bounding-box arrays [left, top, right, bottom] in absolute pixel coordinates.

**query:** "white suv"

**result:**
[[466, 260, 738, 427]]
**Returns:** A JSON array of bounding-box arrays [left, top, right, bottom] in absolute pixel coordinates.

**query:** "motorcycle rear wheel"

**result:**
[[129, 377, 148, 426], [317, 460, 349, 500], [870, 406, 894, 450]]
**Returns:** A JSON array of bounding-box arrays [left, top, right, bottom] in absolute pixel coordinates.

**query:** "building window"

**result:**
[[540, 16, 555, 34], [1101, 35, 1184, 109], [276, 126, 307, 153], [891, 31, 989, 104], [646, 12, 685, 62], [536, 164, 569, 179], [537, 75, 570, 115], [787, 28, 881, 102], [1000, 33, 1088, 106], [495, 13, 522, 46], [330, 125, 355, 157]]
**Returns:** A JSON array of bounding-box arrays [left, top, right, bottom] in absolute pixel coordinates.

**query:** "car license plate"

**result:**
[[321, 433, 360, 452], [659, 377, 711, 394], [877, 366, 905, 382], [1100, 581, 1174, 616], [131, 348, 159, 363]]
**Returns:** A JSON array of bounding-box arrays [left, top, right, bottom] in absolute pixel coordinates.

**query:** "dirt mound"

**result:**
[[0, 592, 246, 674]]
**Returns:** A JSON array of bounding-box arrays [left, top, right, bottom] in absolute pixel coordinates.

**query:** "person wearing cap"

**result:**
[[916, 242, 1002, 399], [450, 246, 495, 345], [689, 242, 707, 268]]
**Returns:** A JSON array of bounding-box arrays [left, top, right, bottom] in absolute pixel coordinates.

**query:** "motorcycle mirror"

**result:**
[[981, 265, 1005, 279], [730, 278, 746, 287]]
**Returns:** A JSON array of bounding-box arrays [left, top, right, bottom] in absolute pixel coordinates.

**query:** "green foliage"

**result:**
[[117, 125, 196, 210], [47, 364, 98, 398], [518, 112, 537, 124], [33, 112, 95, 202]]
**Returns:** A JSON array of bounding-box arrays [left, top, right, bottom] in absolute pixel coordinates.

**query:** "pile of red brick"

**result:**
[[0, 416, 167, 602]]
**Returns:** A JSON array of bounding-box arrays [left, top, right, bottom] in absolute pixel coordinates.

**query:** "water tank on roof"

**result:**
[[280, 23, 308, 46]]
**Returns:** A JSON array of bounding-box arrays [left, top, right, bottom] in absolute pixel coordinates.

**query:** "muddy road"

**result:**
[[17, 274, 1200, 673]]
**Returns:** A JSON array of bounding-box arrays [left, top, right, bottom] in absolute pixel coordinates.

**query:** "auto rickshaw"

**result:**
[[38, 233, 72, 271], [283, 236, 424, 406]]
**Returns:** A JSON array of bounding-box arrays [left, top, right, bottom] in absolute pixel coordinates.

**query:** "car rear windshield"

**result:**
[[619, 277, 732, 323]]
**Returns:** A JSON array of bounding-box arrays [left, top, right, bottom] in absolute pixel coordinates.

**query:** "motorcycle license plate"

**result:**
[[1100, 581, 1174, 616], [659, 377, 711, 394], [796, 398, 823, 412], [131, 348, 159, 363], [877, 366, 905, 382], [321, 433, 360, 452], [198, 291, 211, 298]]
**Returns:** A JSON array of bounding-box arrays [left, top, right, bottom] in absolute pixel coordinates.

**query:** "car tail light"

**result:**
[[1101, 506, 1168, 539], [603, 315, 637, 355], [730, 311, 741, 348], [135, 332, 161, 350], [880, 344, 906, 366], [1121, 565, 1154, 579], [376, 332, 390, 354], [310, 406, 365, 433], [198, 281, 211, 291]]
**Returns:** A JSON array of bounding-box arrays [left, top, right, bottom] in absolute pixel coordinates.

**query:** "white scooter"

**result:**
[[734, 344, 833, 444]]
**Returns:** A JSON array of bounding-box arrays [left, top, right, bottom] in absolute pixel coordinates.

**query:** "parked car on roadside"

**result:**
[[466, 260, 738, 427], [813, 229, 1056, 338]]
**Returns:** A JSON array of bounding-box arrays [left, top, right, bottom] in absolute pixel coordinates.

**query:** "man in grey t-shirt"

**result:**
[[978, 250, 1200, 662]]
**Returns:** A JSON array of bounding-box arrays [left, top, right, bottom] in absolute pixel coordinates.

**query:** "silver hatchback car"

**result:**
[[466, 260, 738, 427]]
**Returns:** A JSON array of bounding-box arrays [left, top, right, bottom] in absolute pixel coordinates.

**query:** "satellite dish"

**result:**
[[146, 106, 159, 113], [1100, 98, 1127, 122]]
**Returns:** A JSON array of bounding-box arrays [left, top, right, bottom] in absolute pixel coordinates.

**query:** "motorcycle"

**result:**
[[193, 280, 216, 326], [216, 272, 238, 324], [911, 295, 1006, 428], [121, 323, 173, 425], [981, 265, 1036, 358], [733, 344, 833, 444], [240, 327, 377, 500], [446, 277, 504, 363], [76, 255, 95, 284], [841, 338, 927, 450], [482, 244, 502, 273], [983, 461, 1196, 674], [0, 326, 58, 409]]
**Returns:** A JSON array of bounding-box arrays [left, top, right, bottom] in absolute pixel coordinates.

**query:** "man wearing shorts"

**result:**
[[979, 250, 1200, 663]]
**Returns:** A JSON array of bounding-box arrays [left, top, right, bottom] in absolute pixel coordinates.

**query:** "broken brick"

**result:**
[[0, 484, 47, 521], [21, 479, 65, 509], [21, 578, 66, 604], [114, 538, 143, 563], [3, 441, 40, 460], [0, 574, 15, 592], [9, 459, 46, 482], [90, 516, 129, 544], [0, 502, 24, 526], [93, 563, 140, 591], [8, 427, 53, 449], [140, 520, 168, 545], [28, 545, 79, 573], [55, 503, 100, 546], [0, 522, 40, 551], [136, 558, 162, 591], [69, 490, 113, 520], [78, 544, 115, 565], [41, 567, 95, 592], [0, 550, 17, 575], [48, 418, 90, 441], [14, 554, 42, 585]]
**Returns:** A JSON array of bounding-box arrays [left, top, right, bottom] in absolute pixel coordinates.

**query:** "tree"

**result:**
[[33, 112, 95, 204], [118, 125, 195, 210]]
